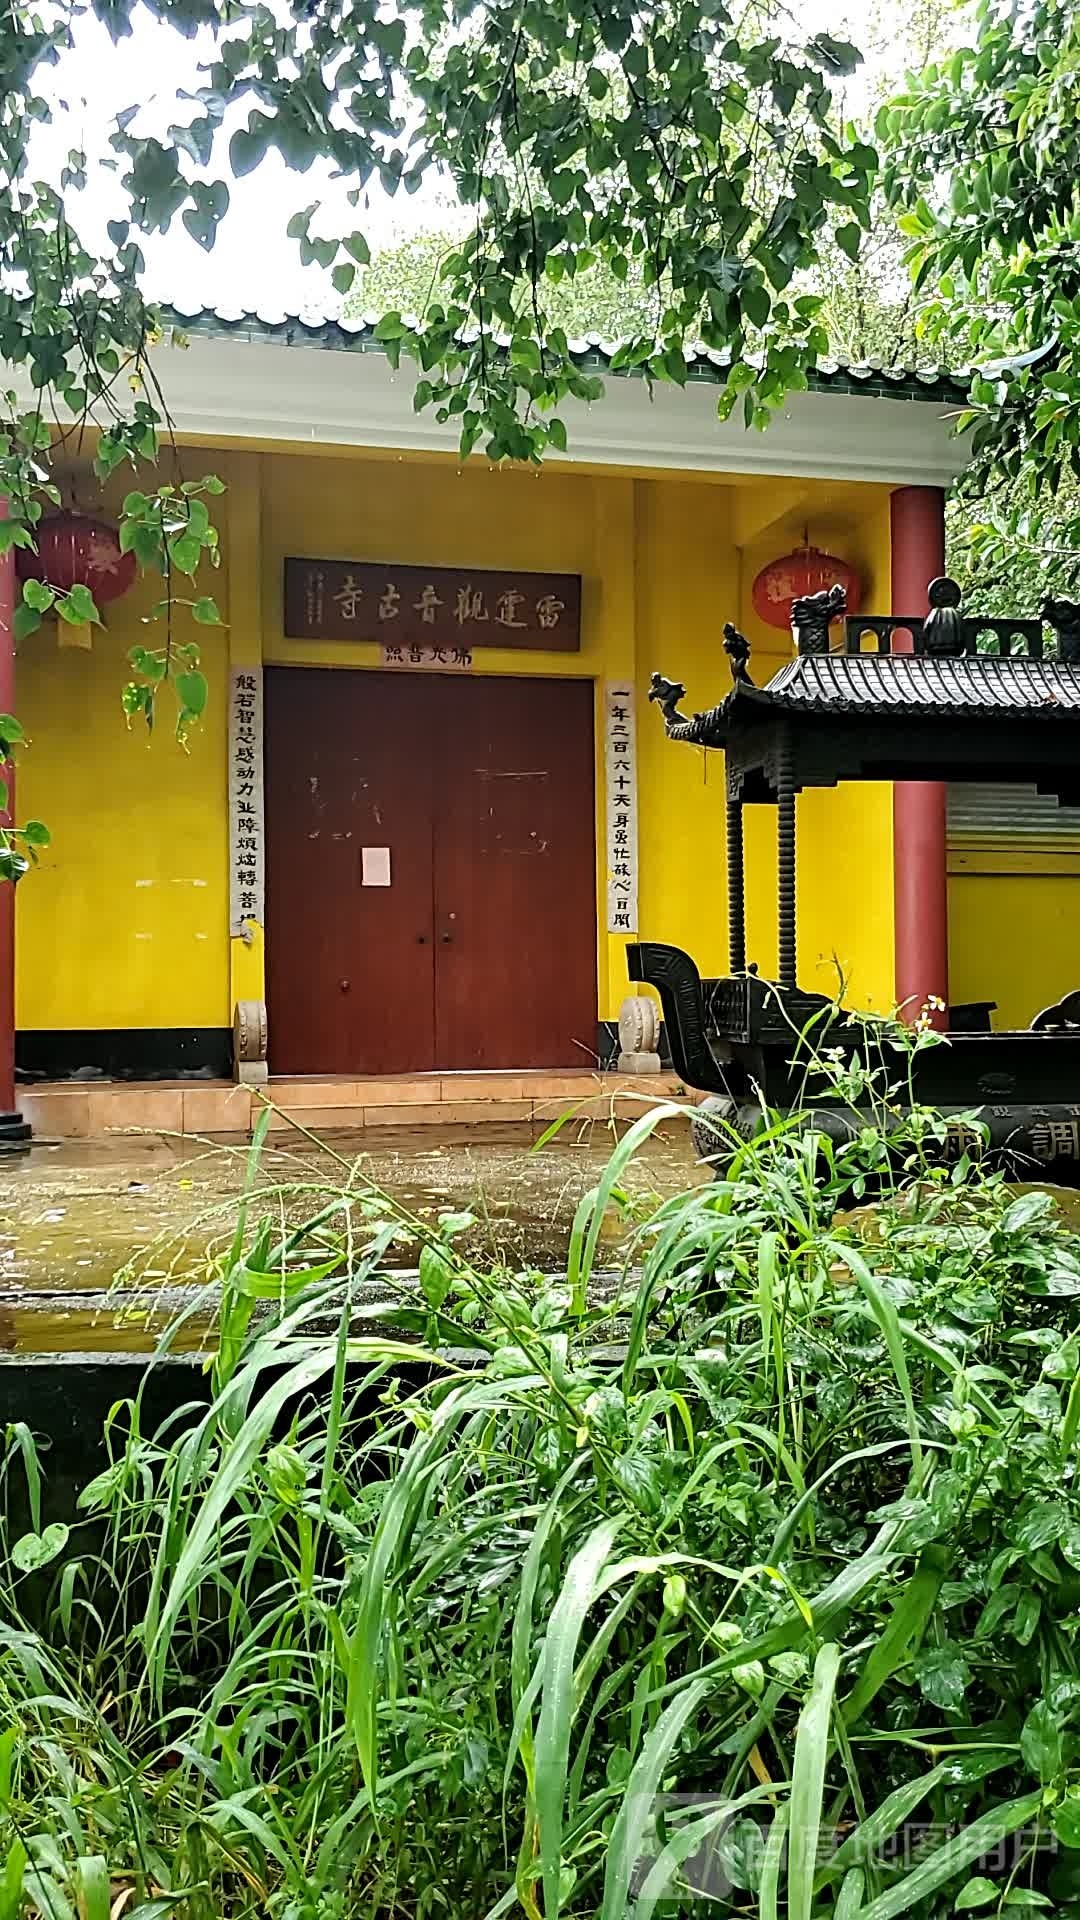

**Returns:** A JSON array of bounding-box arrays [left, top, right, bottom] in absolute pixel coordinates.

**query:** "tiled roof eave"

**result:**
[[751, 652, 1080, 718], [157, 302, 973, 406], [765, 692, 1080, 718]]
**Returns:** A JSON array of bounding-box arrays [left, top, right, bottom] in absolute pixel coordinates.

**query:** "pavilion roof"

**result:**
[[650, 605, 1080, 805], [749, 651, 1080, 719]]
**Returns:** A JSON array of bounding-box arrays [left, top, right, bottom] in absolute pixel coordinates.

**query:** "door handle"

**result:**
[[339, 978, 351, 993], [417, 934, 428, 945], [440, 932, 453, 945]]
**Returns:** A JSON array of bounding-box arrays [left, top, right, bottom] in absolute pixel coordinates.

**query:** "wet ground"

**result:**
[[0, 1119, 705, 1355]]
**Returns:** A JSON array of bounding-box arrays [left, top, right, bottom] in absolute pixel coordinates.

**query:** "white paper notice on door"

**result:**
[[362, 846, 392, 887]]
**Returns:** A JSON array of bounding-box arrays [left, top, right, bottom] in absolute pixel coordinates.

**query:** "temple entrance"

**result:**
[[264, 668, 597, 1075]]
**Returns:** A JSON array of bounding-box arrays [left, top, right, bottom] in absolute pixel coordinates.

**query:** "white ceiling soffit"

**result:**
[[137, 332, 969, 486]]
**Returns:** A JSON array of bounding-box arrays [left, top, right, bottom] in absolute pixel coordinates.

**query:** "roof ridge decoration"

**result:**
[[648, 577, 1080, 756]]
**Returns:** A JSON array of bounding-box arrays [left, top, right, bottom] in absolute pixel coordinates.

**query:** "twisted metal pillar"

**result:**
[[726, 795, 746, 974], [776, 732, 797, 991]]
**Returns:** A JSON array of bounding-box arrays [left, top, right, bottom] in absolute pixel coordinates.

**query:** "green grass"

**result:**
[[3, 1085, 1080, 1919]]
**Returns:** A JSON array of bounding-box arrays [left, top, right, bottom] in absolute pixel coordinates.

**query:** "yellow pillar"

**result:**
[[225, 452, 266, 1015]]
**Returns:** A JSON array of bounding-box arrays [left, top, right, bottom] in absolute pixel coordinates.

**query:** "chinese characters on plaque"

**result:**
[[229, 667, 265, 937], [941, 1110, 1080, 1165], [1030, 1113, 1080, 1161], [380, 642, 473, 671], [605, 682, 638, 935], [284, 559, 581, 653]]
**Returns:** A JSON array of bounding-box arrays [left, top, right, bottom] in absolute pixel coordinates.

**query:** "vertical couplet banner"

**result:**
[[605, 682, 638, 934], [229, 666, 265, 937]]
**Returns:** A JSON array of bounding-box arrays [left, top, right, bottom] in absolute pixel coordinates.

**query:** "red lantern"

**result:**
[[18, 513, 136, 649], [751, 546, 862, 633]]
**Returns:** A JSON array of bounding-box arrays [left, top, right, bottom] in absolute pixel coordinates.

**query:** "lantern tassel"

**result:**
[[58, 621, 93, 652]]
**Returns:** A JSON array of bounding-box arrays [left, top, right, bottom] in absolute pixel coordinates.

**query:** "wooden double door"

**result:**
[[265, 669, 597, 1074]]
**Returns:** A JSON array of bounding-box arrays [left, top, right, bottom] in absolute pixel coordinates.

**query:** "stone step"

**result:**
[[16, 1072, 700, 1140]]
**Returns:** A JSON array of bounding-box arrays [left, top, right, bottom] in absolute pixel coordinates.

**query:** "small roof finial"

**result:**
[[922, 576, 966, 656], [1042, 595, 1080, 665], [723, 621, 753, 685], [791, 583, 847, 656]]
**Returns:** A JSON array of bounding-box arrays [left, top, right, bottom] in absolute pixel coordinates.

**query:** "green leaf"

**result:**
[[192, 596, 222, 624], [131, 523, 161, 568], [75, 1858, 110, 1920], [419, 1244, 453, 1311], [844, 1549, 945, 1725], [827, 1240, 923, 1479], [12, 1522, 69, 1572], [1014, 1499, 1066, 1550], [0, 716, 25, 745], [21, 821, 50, 848], [0, 1838, 26, 1920], [229, 117, 272, 176], [836, 222, 862, 262], [168, 534, 202, 575], [956, 1879, 998, 1910], [332, 262, 356, 295], [858, 1795, 1042, 1920], [599, 1671, 713, 1920], [182, 179, 229, 250], [285, 203, 316, 241], [789, 1642, 841, 1920], [374, 312, 407, 341], [1053, 1796, 1080, 1849], [1020, 1699, 1063, 1782], [0, 1728, 15, 1812], [538, 1520, 622, 1920], [12, 605, 41, 643], [175, 670, 208, 718], [23, 579, 54, 613], [912, 1643, 969, 1711], [1002, 1192, 1054, 1234], [63, 582, 101, 625], [662, 1572, 686, 1618], [830, 1765, 949, 1878], [741, 282, 770, 331]]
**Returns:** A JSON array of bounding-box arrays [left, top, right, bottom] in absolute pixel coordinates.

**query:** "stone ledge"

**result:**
[[19, 1072, 701, 1140]]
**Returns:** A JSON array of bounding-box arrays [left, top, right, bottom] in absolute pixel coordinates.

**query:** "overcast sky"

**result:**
[[30, 1, 907, 317]]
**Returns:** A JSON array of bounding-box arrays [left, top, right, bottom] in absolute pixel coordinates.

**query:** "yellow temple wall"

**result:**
[[14, 442, 900, 1048]]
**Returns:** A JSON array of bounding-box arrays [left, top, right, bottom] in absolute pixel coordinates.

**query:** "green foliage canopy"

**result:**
[[2, 0, 876, 495], [882, 0, 1080, 577]]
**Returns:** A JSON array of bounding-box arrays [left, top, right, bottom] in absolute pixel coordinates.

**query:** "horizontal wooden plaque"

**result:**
[[284, 558, 581, 651]]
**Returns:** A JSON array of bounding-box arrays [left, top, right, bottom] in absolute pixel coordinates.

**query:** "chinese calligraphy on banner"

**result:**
[[605, 682, 638, 935], [229, 667, 265, 937], [284, 559, 581, 651]]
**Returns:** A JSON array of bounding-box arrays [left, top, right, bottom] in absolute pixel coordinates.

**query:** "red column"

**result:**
[[0, 525, 16, 1115], [891, 486, 948, 1025], [0, 519, 26, 1137]]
